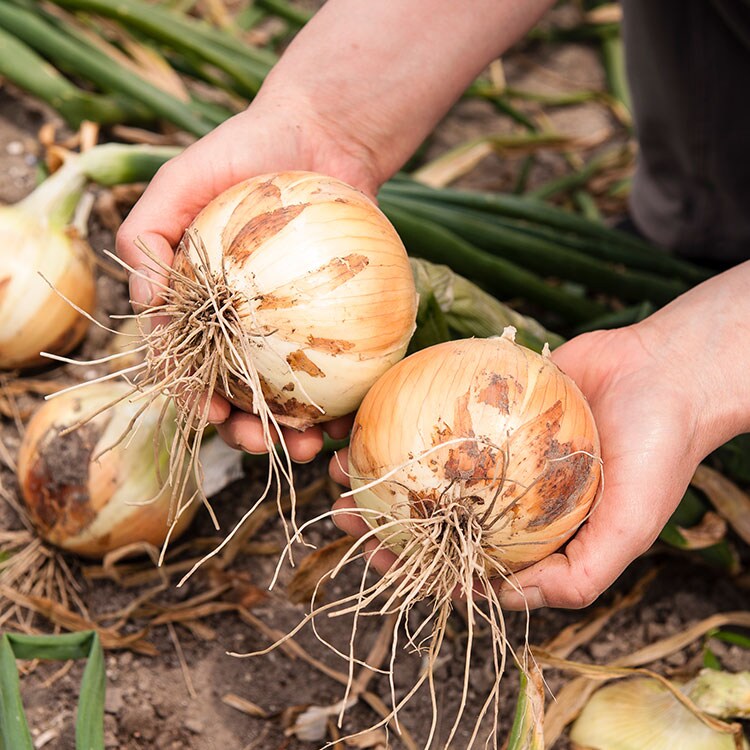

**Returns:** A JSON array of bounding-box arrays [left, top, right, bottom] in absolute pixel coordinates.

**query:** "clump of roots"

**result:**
[[44, 231, 305, 570], [242, 496, 525, 748], [240, 437, 603, 748]]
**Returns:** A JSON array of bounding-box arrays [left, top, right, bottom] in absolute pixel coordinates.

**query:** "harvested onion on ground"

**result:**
[[60, 171, 418, 558], [250, 328, 602, 748], [0, 157, 95, 370], [17, 382, 199, 558], [570, 671, 750, 750]]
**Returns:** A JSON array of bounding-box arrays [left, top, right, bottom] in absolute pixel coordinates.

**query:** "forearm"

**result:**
[[255, 0, 555, 187], [637, 260, 750, 452]]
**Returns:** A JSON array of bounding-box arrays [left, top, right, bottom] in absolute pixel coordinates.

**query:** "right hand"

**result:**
[[116, 95, 378, 461]]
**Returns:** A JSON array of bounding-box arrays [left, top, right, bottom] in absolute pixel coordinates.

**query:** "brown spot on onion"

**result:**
[[451, 391, 475, 436], [408, 488, 439, 519], [286, 350, 325, 377], [444, 442, 500, 486], [255, 254, 370, 310], [220, 374, 324, 430], [477, 374, 510, 413], [226, 203, 308, 262], [23, 421, 104, 539], [527, 440, 596, 528], [306, 336, 355, 354], [265, 396, 323, 429], [221, 178, 283, 248]]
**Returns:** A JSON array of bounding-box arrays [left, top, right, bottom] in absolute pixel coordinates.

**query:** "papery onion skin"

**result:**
[[173, 171, 418, 429], [0, 208, 95, 370], [17, 383, 197, 558], [570, 677, 748, 750], [349, 335, 601, 572]]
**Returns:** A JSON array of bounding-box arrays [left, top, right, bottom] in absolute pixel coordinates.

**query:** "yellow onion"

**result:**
[[161, 170, 418, 429], [570, 673, 750, 750], [0, 159, 95, 370], [247, 330, 601, 748], [349, 329, 601, 571], [17, 382, 197, 558]]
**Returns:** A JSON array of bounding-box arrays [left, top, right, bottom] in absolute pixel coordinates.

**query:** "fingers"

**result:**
[[217, 410, 325, 463], [328, 447, 350, 486], [324, 414, 355, 440], [207, 394, 231, 425], [332, 496, 397, 576], [497, 449, 690, 611]]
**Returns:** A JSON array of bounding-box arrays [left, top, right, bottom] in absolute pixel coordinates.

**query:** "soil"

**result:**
[[1, 16, 749, 750]]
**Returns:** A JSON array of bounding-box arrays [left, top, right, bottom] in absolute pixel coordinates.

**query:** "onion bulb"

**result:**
[[93, 171, 417, 545], [168, 170, 417, 428], [0, 159, 95, 370], [17, 382, 198, 558], [252, 329, 601, 748], [349, 329, 601, 571], [570, 673, 750, 750]]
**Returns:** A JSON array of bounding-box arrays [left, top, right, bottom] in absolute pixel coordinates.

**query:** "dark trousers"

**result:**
[[622, 0, 750, 263]]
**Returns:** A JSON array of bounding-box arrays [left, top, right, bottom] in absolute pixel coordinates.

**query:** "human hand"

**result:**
[[330, 261, 750, 608], [328, 328, 701, 609], [116, 0, 560, 461], [116, 95, 377, 461]]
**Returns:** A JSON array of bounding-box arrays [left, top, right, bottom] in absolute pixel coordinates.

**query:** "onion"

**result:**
[[349, 329, 601, 571], [167, 170, 417, 428], [253, 328, 601, 748], [95, 171, 417, 547], [0, 159, 95, 370], [17, 382, 198, 558], [570, 672, 750, 750]]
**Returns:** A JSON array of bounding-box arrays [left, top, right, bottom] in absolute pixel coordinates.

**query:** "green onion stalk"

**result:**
[[0, 25, 148, 127], [0, 1, 215, 136]]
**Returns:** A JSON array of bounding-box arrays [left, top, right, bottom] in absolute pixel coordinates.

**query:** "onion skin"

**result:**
[[17, 384, 197, 558], [0, 209, 95, 370], [349, 335, 601, 572], [173, 171, 418, 429]]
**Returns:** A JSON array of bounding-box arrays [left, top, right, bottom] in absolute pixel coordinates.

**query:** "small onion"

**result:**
[[0, 160, 96, 370], [166, 170, 418, 429], [17, 383, 197, 558], [349, 330, 601, 571]]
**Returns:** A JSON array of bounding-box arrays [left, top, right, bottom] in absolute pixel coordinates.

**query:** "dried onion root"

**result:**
[[244, 329, 602, 748], [52, 171, 417, 564]]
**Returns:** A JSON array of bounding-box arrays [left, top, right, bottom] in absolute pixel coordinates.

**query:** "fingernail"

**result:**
[[241, 446, 267, 456], [499, 585, 545, 611], [129, 267, 154, 308]]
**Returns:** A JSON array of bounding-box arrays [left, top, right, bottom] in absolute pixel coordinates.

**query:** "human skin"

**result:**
[[117, 0, 750, 608]]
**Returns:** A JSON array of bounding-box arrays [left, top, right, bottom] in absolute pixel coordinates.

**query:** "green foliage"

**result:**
[[0, 631, 105, 750]]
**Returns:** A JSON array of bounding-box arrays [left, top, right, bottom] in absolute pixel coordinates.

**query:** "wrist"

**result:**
[[251, 82, 385, 197], [633, 263, 750, 456]]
